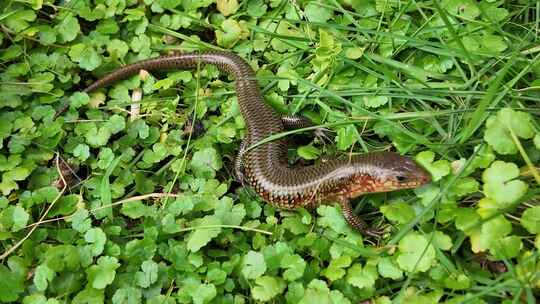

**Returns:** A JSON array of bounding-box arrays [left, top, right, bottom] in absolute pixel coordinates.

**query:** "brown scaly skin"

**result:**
[[56, 51, 431, 236]]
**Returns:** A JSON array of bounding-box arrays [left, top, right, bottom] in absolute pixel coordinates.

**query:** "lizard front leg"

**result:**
[[338, 198, 385, 237]]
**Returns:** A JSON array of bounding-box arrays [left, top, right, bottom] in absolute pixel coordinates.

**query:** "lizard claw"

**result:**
[[314, 127, 334, 145]]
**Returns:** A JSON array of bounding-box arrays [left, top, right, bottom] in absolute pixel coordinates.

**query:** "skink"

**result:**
[[58, 51, 431, 236]]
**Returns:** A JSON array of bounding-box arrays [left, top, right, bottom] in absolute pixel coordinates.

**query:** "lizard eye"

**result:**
[[396, 175, 407, 182]]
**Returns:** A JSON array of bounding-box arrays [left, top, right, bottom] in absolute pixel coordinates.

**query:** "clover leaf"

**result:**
[[86, 256, 120, 289], [242, 250, 267, 279], [112, 288, 142, 304], [305, 1, 333, 23], [68, 44, 102, 71], [317, 205, 349, 234], [33, 264, 55, 292], [190, 148, 223, 179], [322, 255, 351, 281], [484, 108, 535, 155], [216, 19, 245, 48], [397, 232, 436, 273], [135, 260, 159, 288], [346, 262, 378, 289], [55, 13, 80, 42], [377, 257, 403, 280], [251, 276, 286, 301], [5, 10, 36, 33], [482, 161, 527, 206], [416, 151, 450, 182], [521, 206, 540, 234], [0, 264, 25, 302], [380, 201, 415, 224], [217, 0, 239, 16]]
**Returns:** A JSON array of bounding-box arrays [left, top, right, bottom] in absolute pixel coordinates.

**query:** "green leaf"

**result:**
[[216, 19, 244, 48], [186, 215, 222, 252], [479, 1, 509, 22], [322, 255, 351, 281], [521, 206, 540, 234], [481, 34, 507, 54], [251, 276, 286, 301], [69, 92, 90, 110], [482, 161, 528, 206], [346, 262, 378, 289], [380, 201, 415, 224], [121, 201, 152, 219], [444, 272, 471, 290], [56, 13, 80, 42], [71, 209, 92, 233], [182, 0, 214, 10], [84, 228, 107, 256], [153, 71, 192, 90], [214, 198, 246, 226], [489, 235, 522, 259], [484, 108, 535, 155], [474, 215, 512, 252], [105, 115, 126, 134], [216, 0, 239, 16], [432, 231, 452, 251], [86, 256, 120, 289], [96, 19, 119, 34], [360, 75, 388, 108], [85, 126, 111, 147], [396, 232, 436, 273], [377, 257, 403, 280], [317, 205, 348, 234], [282, 216, 309, 235], [335, 125, 358, 151], [97, 148, 115, 169], [0, 264, 25, 302], [363, 95, 389, 108], [443, 0, 480, 19], [22, 294, 48, 304], [344, 47, 364, 59], [190, 148, 223, 178], [0, 197, 7, 209], [454, 208, 480, 233], [305, 1, 333, 23], [0, 154, 21, 171], [298, 279, 348, 304], [107, 39, 129, 58], [281, 253, 306, 281], [415, 151, 450, 182], [534, 134, 540, 150], [112, 287, 142, 304], [11, 205, 30, 232], [73, 287, 104, 304], [450, 177, 480, 197], [135, 260, 158, 288], [297, 144, 321, 160], [5, 10, 36, 32], [242, 250, 267, 279], [193, 283, 217, 304], [68, 43, 102, 71], [4, 167, 31, 181], [73, 143, 90, 161], [100, 156, 121, 206], [43, 244, 80, 272], [247, 0, 267, 17], [34, 264, 55, 292]]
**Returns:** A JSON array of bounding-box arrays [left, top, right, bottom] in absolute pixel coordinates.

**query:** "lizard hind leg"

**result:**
[[338, 199, 385, 238]]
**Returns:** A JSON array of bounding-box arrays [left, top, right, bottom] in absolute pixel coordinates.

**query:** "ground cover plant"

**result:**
[[1, 0, 539, 303]]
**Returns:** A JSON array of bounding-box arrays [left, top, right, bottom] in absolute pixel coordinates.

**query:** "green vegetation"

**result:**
[[1, 0, 539, 303]]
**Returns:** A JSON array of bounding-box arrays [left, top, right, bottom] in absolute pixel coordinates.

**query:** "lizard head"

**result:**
[[345, 152, 431, 198]]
